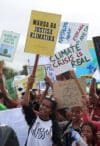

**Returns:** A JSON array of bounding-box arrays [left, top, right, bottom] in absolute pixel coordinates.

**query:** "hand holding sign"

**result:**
[[0, 60, 4, 75]]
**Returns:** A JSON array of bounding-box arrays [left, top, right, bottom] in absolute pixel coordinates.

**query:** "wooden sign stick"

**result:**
[[0, 60, 4, 75], [30, 54, 40, 88], [31, 54, 39, 77]]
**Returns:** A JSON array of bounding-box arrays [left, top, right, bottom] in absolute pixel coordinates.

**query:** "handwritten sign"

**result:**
[[0, 30, 20, 61], [51, 22, 91, 75], [50, 43, 91, 75], [53, 79, 86, 109], [24, 10, 61, 56], [58, 22, 88, 45]]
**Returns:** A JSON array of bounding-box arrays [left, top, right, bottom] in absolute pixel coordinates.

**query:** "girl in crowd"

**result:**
[[81, 122, 97, 146], [22, 76, 64, 146], [63, 105, 84, 146], [68, 122, 97, 146]]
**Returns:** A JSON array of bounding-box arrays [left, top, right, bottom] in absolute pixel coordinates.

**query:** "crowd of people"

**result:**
[[0, 62, 100, 146]]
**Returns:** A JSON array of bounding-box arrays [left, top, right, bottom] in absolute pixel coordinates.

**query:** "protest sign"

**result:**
[[45, 64, 56, 81], [87, 40, 94, 49], [50, 43, 91, 75], [51, 22, 91, 75], [24, 10, 61, 56], [27, 65, 45, 80], [58, 22, 88, 44], [0, 30, 20, 61], [14, 76, 39, 99], [15, 66, 46, 98], [5, 78, 16, 99], [75, 49, 98, 77], [53, 78, 86, 109], [93, 36, 100, 68], [14, 77, 29, 99]]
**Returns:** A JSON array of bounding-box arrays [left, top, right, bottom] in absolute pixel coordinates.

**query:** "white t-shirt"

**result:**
[[27, 116, 53, 146]]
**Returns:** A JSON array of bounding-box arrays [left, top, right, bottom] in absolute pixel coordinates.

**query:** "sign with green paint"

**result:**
[[5, 78, 16, 99], [0, 30, 20, 61], [27, 65, 45, 81]]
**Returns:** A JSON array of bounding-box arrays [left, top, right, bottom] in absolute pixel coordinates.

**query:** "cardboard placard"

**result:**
[[53, 79, 86, 109]]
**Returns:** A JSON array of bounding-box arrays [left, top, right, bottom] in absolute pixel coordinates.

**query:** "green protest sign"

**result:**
[[5, 78, 16, 99]]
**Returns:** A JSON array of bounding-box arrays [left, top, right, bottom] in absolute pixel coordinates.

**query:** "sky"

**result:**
[[0, 0, 100, 71]]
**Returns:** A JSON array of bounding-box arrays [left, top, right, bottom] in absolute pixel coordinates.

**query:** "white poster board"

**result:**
[[50, 22, 91, 75]]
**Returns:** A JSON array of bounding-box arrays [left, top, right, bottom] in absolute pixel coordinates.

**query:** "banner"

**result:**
[[24, 10, 61, 56], [53, 79, 86, 109], [0, 30, 20, 61]]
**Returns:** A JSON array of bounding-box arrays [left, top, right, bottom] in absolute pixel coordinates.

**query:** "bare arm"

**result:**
[[0, 61, 18, 108], [89, 78, 99, 99], [41, 75, 53, 98]]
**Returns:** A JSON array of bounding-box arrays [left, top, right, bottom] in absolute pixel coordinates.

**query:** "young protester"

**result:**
[[81, 122, 97, 146], [61, 105, 84, 146], [81, 78, 100, 146], [56, 107, 72, 132], [21, 75, 64, 146], [65, 122, 97, 146], [81, 105, 100, 146], [62, 103, 96, 146], [88, 78, 100, 121]]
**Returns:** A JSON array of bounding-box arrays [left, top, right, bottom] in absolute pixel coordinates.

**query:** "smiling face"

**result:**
[[71, 106, 82, 122], [39, 99, 52, 121], [81, 125, 94, 143]]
